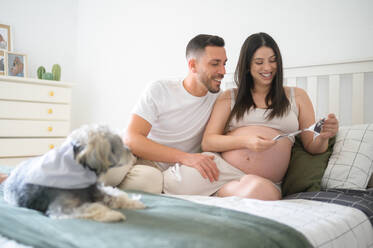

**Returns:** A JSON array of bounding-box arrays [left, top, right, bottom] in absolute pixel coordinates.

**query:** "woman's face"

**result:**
[[250, 46, 277, 87]]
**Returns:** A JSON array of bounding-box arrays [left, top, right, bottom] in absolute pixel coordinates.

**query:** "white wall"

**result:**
[[1, 0, 373, 130], [0, 0, 77, 81], [75, 0, 373, 130]]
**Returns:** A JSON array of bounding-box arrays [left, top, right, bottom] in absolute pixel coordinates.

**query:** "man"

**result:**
[[110, 34, 227, 194]]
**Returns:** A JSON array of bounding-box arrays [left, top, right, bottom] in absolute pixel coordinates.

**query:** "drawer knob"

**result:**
[[48, 126, 53, 132], [49, 144, 55, 149], [48, 108, 53, 114], [49, 91, 54, 97]]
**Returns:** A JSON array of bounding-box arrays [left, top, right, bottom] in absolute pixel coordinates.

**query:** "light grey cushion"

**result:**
[[321, 124, 373, 190]]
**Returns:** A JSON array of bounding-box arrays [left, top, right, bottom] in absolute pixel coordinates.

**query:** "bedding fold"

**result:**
[[285, 188, 373, 226], [0, 183, 312, 248]]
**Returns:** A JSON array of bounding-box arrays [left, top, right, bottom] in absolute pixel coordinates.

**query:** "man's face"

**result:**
[[194, 46, 227, 93]]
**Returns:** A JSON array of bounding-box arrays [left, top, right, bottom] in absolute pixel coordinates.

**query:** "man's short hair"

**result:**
[[186, 34, 225, 59]]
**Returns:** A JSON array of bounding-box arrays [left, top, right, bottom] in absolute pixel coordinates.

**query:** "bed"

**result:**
[[1, 58, 373, 248]]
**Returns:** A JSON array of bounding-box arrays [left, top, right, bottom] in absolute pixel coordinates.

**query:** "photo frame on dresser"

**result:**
[[0, 50, 5, 76], [6, 51, 27, 77], [0, 24, 11, 51]]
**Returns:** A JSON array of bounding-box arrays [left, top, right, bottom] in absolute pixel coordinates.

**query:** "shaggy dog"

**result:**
[[3, 124, 145, 222]]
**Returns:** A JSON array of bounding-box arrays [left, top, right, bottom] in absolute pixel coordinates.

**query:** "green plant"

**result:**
[[37, 66, 46, 79], [36, 64, 61, 81], [52, 64, 61, 81], [42, 72, 53, 80]]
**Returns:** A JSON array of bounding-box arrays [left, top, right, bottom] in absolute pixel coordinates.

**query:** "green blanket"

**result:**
[[0, 166, 312, 248]]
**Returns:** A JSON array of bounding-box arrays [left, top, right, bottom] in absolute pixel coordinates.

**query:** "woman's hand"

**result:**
[[245, 136, 277, 152], [319, 113, 339, 139]]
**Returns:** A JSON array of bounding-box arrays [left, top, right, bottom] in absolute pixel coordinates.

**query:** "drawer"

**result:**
[[0, 81, 71, 103], [0, 120, 70, 137], [0, 100, 70, 120], [0, 138, 65, 157], [0, 157, 34, 166]]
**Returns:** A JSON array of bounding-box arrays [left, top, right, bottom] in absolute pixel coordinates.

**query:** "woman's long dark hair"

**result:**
[[225, 32, 290, 132]]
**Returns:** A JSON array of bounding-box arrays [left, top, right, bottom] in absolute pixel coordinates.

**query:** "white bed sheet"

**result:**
[[0, 234, 32, 248], [1, 194, 372, 248], [173, 195, 373, 248]]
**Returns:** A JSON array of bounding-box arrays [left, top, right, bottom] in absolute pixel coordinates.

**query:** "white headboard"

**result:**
[[222, 58, 373, 126]]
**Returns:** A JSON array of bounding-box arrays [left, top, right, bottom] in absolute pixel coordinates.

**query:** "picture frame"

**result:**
[[6, 51, 27, 78], [0, 24, 11, 51], [0, 50, 5, 76]]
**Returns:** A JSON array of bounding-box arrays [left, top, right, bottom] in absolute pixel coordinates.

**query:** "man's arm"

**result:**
[[124, 114, 186, 163], [123, 114, 219, 182]]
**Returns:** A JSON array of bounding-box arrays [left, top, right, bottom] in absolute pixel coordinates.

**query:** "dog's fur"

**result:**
[[3, 124, 145, 222]]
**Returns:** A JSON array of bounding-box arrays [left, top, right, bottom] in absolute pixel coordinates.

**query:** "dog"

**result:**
[[3, 124, 145, 222]]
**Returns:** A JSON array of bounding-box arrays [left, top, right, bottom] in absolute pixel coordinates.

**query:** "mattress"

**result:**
[[1, 164, 372, 248], [175, 192, 373, 248]]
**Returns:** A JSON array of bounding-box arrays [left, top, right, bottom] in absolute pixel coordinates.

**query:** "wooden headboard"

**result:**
[[222, 58, 373, 126]]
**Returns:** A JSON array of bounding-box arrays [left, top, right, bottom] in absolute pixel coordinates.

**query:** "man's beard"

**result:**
[[205, 82, 220, 93], [198, 74, 222, 94]]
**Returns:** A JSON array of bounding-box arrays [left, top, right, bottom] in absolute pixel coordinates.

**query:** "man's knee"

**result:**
[[163, 166, 199, 195], [163, 165, 219, 196], [117, 165, 163, 194]]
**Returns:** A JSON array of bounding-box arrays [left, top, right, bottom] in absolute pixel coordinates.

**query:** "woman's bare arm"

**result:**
[[202, 89, 276, 153], [124, 114, 219, 182], [296, 87, 339, 154]]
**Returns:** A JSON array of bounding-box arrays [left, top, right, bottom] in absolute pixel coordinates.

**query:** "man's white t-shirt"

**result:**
[[133, 79, 220, 170]]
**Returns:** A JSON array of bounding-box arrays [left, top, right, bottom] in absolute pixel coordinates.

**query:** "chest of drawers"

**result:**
[[0, 76, 72, 165]]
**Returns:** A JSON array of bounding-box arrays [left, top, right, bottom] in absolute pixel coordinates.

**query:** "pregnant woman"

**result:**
[[163, 32, 339, 200]]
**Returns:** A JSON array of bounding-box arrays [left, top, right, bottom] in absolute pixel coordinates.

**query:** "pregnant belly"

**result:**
[[221, 126, 293, 182]]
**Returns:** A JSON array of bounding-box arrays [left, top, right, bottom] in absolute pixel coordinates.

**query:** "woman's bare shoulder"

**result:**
[[284, 86, 308, 98], [217, 88, 235, 101]]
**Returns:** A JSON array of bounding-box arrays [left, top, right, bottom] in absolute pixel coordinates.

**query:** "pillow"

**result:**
[[282, 135, 335, 197], [321, 124, 373, 190]]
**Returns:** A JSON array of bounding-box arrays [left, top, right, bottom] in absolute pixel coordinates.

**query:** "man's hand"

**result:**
[[180, 153, 219, 182], [245, 136, 277, 152]]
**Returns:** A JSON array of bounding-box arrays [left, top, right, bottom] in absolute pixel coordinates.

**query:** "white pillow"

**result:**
[[321, 123, 373, 190]]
